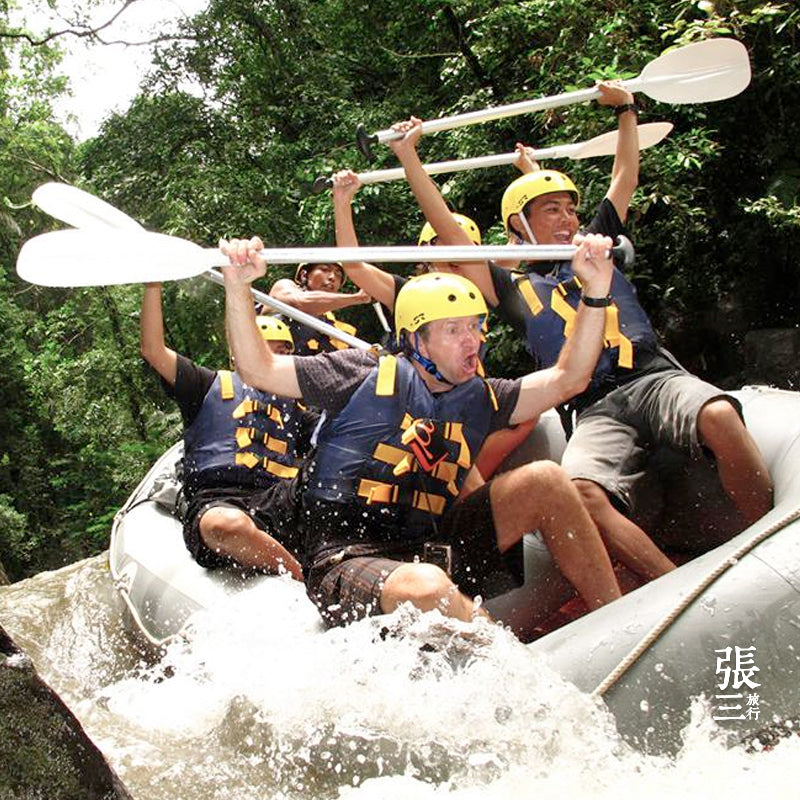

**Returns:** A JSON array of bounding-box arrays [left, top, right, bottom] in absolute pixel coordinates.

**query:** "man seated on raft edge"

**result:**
[[388, 103, 773, 579], [141, 282, 319, 579], [220, 233, 623, 632]]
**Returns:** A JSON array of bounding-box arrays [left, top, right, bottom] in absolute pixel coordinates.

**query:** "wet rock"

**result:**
[[0, 623, 132, 800]]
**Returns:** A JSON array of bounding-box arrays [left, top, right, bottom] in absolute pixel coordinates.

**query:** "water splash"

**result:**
[[1, 555, 799, 799]]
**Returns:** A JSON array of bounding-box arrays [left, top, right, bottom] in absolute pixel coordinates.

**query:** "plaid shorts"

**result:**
[[305, 483, 523, 627]]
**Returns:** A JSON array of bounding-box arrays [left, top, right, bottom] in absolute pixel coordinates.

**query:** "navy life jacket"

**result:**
[[306, 354, 497, 540], [288, 311, 358, 356], [183, 370, 304, 490], [511, 263, 658, 403]]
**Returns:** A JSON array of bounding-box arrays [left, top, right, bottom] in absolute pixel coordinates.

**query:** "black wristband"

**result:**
[[614, 103, 638, 117], [581, 293, 613, 308]]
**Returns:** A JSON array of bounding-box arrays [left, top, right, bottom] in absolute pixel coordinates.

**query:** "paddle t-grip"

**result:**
[[610, 235, 634, 270], [311, 175, 333, 195], [356, 123, 379, 162]]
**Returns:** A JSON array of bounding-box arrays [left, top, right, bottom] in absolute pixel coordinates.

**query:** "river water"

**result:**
[[1, 553, 798, 800]]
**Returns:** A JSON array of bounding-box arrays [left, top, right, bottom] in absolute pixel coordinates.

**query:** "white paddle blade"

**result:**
[[571, 122, 674, 159], [638, 38, 750, 103], [16, 230, 214, 287], [32, 183, 144, 231]]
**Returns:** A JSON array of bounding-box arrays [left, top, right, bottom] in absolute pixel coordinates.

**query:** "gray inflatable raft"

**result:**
[[109, 386, 800, 753]]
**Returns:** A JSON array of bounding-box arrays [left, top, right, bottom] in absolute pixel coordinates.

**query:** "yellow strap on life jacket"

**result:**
[[321, 313, 356, 350], [356, 479, 446, 515], [233, 399, 256, 419], [375, 443, 458, 487], [235, 451, 261, 469], [513, 273, 544, 316], [234, 452, 298, 479], [483, 380, 499, 412], [443, 422, 471, 469], [236, 427, 289, 457], [219, 370, 235, 401], [550, 287, 635, 371], [375, 355, 398, 397], [551, 287, 578, 339], [332, 318, 357, 336], [602, 305, 634, 369], [232, 400, 284, 427], [263, 460, 299, 479]]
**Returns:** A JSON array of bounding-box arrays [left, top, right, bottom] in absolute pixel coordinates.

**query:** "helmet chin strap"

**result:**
[[517, 213, 538, 245], [408, 332, 453, 386]]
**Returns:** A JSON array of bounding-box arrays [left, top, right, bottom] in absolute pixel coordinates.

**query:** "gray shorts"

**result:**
[[561, 370, 741, 512]]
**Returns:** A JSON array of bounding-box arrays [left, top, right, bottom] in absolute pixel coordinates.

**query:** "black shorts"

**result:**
[[183, 478, 302, 569], [305, 483, 523, 627]]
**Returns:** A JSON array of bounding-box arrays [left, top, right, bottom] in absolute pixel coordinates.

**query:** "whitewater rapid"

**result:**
[[1, 553, 798, 799]]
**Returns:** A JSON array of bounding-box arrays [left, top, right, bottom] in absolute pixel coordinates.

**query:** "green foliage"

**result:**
[[2, 0, 800, 577]]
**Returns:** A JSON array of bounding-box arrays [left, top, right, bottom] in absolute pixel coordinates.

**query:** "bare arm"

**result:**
[[473, 418, 537, 481], [221, 238, 302, 398], [596, 81, 639, 223], [269, 278, 371, 316], [390, 116, 498, 305], [509, 233, 614, 425], [332, 170, 398, 308], [140, 283, 178, 386]]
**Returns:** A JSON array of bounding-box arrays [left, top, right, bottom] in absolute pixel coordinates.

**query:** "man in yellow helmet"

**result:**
[[140, 283, 319, 578], [268, 260, 372, 355], [221, 234, 623, 633], [400, 91, 774, 578]]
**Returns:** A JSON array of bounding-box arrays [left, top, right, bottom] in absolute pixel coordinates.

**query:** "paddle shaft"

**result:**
[[370, 85, 603, 147], [207, 240, 632, 267]]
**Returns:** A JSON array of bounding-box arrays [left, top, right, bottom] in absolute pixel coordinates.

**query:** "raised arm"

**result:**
[[268, 277, 371, 317], [221, 238, 302, 399], [596, 81, 639, 223], [332, 169, 398, 308], [140, 282, 178, 386], [509, 233, 614, 424], [389, 116, 497, 304]]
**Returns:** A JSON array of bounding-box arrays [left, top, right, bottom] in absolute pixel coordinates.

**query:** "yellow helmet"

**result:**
[[295, 262, 345, 286], [501, 170, 580, 235], [418, 213, 482, 246], [394, 273, 487, 344], [255, 315, 294, 352]]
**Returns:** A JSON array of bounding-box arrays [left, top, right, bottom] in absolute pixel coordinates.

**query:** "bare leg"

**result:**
[[199, 506, 302, 579], [573, 478, 676, 581], [698, 399, 774, 525], [490, 461, 621, 611], [380, 562, 486, 621]]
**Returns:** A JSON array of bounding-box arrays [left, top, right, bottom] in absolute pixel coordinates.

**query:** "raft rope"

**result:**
[[592, 502, 800, 698]]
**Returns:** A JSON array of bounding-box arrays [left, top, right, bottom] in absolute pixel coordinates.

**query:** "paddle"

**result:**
[[32, 182, 391, 346], [313, 122, 673, 193], [30, 183, 372, 350], [356, 38, 750, 160], [17, 228, 634, 288]]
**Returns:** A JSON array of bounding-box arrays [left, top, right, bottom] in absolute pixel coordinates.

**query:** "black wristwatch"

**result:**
[[581, 293, 613, 307], [614, 103, 638, 117]]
